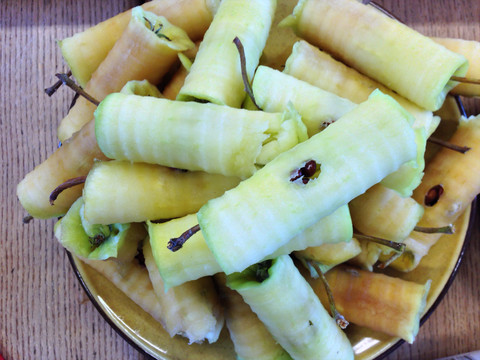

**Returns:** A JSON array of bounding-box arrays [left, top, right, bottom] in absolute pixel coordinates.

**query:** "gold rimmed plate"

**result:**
[[65, 0, 478, 358]]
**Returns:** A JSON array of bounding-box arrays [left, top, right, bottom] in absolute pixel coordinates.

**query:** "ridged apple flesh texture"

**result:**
[[59, 0, 216, 87], [198, 90, 418, 275], [82, 160, 240, 225], [227, 255, 354, 360], [251, 65, 357, 137], [177, 0, 276, 108], [148, 205, 351, 289], [94, 93, 304, 179], [283, 0, 468, 111], [284, 40, 440, 136], [57, 7, 195, 142], [392, 114, 480, 271]]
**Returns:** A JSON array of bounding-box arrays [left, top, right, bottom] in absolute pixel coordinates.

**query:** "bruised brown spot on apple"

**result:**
[[290, 160, 321, 184], [424, 184, 444, 206]]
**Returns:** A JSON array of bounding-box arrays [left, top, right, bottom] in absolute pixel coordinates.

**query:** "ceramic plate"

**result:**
[[67, 0, 478, 359], [69, 201, 476, 360]]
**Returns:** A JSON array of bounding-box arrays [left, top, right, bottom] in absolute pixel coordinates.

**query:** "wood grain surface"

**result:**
[[1, 1, 479, 359]]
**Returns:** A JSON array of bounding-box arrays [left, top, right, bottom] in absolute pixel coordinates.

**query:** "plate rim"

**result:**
[[66, 251, 157, 360]]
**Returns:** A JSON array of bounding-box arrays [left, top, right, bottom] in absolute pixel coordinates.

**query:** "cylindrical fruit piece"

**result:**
[[59, 0, 217, 87], [198, 90, 417, 274], [177, 0, 276, 107], [83, 160, 240, 225], [283, 41, 432, 196], [306, 265, 430, 343], [350, 184, 424, 242], [281, 0, 468, 111], [227, 255, 354, 360]]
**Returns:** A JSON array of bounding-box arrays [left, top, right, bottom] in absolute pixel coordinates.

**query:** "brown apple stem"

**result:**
[[255, 260, 272, 282], [49, 176, 87, 205], [55, 73, 100, 106], [233, 36, 261, 110], [167, 224, 201, 252], [451, 75, 480, 85], [377, 251, 403, 269], [22, 215, 33, 224], [428, 136, 471, 154], [308, 260, 349, 329], [414, 224, 455, 234], [45, 70, 72, 96], [354, 233, 406, 253]]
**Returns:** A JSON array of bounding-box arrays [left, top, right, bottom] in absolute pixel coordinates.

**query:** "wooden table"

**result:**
[[1, 1, 479, 359]]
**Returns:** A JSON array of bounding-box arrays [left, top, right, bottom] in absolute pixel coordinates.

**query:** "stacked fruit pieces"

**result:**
[[281, 0, 469, 111], [16, 0, 480, 358]]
